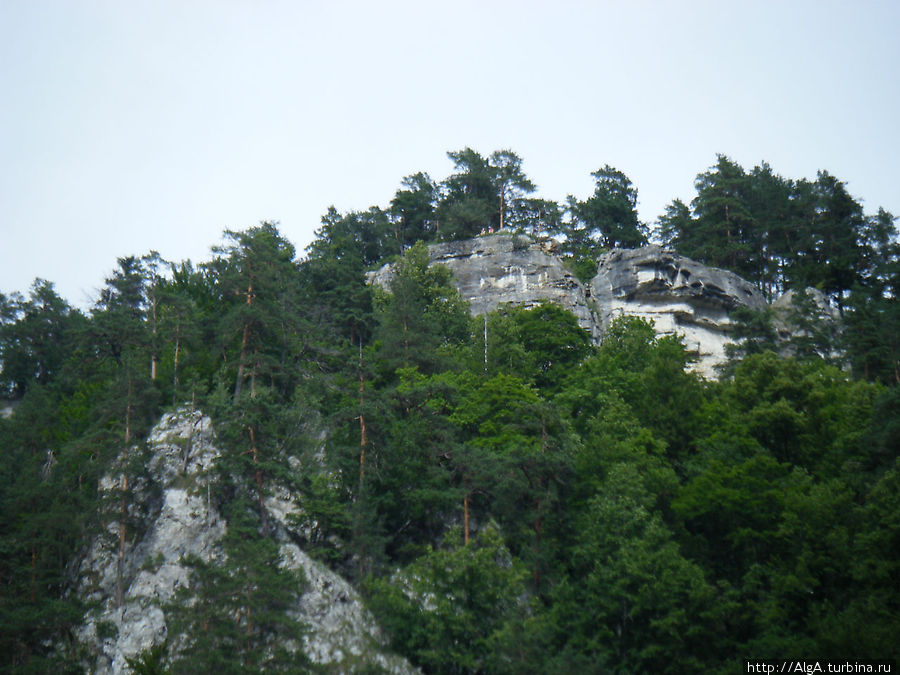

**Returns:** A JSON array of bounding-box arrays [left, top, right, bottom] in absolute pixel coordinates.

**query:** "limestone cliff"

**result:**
[[591, 246, 768, 376], [75, 408, 418, 674], [368, 233, 600, 340], [369, 234, 789, 378]]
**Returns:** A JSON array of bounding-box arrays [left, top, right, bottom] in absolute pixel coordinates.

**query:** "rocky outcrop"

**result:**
[[75, 409, 223, 673], [591, 246, 768, 376], [369, 234, 775, 377], [771, 287, 843, 361], [368, 233, 600, 340], [772, 287, 841, 332], [75, 408, 418, 675]]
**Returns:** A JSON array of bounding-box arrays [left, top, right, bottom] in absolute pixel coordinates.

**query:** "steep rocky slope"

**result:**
[[75, 408, 418, 674]]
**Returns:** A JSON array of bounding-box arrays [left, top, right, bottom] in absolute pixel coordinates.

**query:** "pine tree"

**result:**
[[568, 165, 647, 251]]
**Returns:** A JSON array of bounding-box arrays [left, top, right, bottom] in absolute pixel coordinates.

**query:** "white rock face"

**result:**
[[591, 246, 768, 377], [369, 233, 600, 340], [75, 408, 418, 674], [76, 408, 223, 674], [369, 236, 774, 377]]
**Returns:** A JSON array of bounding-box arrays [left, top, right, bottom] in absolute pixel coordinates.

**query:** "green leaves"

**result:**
[[657, 154, 897, 336], [0, 152, 898, 671], [167, 504, 309, 674], [567, 165, 648, 252], [374, 242, 470, 377], [556, 463, 720, 673], [439, 148, 537, 239], [0, 279, 84, 399], [366, 526, 528, 675]]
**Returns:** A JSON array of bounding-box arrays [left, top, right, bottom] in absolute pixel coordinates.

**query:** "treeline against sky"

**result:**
[[0, 151, 898, 672]]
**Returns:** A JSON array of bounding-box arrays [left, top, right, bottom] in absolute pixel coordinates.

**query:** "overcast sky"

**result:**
[[2, 0, 898, 307]]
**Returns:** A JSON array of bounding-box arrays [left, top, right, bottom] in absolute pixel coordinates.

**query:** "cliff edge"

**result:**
[[370, 234, 776, 377]]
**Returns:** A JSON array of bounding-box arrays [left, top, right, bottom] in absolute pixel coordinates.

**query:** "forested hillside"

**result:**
[[1, 150, 898, 673]]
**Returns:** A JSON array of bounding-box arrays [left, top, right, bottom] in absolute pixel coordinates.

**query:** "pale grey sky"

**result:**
[[2, 0, 898, 307]]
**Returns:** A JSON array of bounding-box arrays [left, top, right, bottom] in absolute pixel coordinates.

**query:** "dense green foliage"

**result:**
[[0, 150, 897, 672]]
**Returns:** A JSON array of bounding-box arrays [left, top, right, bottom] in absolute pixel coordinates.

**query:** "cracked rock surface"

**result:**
[[591, 246, 768, 376], [369, 233, 600, 340], [75, 408, 418, 674], [370, 235, 774, 377]]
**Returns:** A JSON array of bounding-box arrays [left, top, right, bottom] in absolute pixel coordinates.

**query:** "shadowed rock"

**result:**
[[370, 235, 775, 377], [369, 233, 600, 339], [591, 246, 768, 376], [75, 408, 419, 674]]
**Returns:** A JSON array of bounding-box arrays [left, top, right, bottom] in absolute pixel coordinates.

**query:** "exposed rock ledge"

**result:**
[[369, 234, 772, 378], [591, 246, 768, 376], [75, 408, 418, 674], [368, 233, 600, 340]]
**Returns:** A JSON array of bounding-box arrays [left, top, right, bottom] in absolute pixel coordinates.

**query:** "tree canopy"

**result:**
[[0, 149, 897, 671]]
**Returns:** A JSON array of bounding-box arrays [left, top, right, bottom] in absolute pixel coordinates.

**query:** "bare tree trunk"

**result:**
[[359, 414, 367, 487], [248, 427, 269, 536], [172, 331, 180, 407], [359, 339, 367, 491], [124, 379, 132, 445], [233, 279, 254, 403], [182, 400, 194, 475], [150, 292, 158, 381], [234, 322, 251, 402], [354, 338, 369, 578], [116, 475, 128, 608], [249, 351, 259, 400]]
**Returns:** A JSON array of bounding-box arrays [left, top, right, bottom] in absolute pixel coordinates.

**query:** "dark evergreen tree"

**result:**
[[656, 198, 692, 250], [390, 172, 439, 247], [373, 242, 470, 377], [489, 149, 536, 231], [303, 207, 380, 348], [439, 148, 499, 239], [515, 196, 564, 237], [0, 280, 83, 399], [744, 162, 794, 296], [208, 223, 304, 403], [438, 148, 536, 239], [688, 155, 756, 277], [567, 165, 647, 251], [169, 500, 309, 674], [805, 171, 867, 308]]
